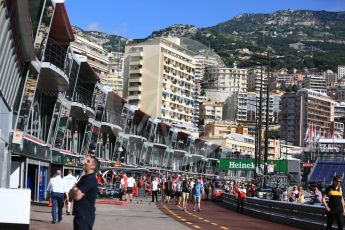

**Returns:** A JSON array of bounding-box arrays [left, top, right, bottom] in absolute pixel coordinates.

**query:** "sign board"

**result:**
[[219, 159, 288, 173], [302, 162, 314, 168], [12, 131, 23, 144]]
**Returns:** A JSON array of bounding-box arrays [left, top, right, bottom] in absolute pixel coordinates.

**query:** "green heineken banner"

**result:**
[[219, 159, 288, 172]]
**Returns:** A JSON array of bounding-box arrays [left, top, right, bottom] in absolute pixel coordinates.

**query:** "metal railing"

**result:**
[[43, 38, 70, 75], [221, 193, 339, 230], [71, 86, 94, 108]]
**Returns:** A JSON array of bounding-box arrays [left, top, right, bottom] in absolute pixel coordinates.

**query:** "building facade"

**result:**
[[280, 89, 335, 146], [199, 101, 223, 125], [248, 67, 267, 93], [123, 38, 196, 127], [302, 74, 327, 93], [71, 33, 108, 74]]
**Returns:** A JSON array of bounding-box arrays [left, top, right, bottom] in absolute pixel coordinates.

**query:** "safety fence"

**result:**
[[221, 193, 340, 230]]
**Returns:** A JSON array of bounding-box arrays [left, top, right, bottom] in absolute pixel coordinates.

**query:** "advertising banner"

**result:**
[[219, 159, 288, 172]]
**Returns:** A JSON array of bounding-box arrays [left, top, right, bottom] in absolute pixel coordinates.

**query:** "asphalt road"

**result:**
[[157, 199, 301, 230]]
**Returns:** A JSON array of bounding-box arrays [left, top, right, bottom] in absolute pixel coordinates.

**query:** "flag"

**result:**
[[304, 126, 309, 142], [309, 124, 313, 142]]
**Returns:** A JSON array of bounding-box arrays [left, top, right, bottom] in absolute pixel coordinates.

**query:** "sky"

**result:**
[[65, 0, 345, 39]]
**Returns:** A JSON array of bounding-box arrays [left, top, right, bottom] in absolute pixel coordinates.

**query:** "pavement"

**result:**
[[30, 197, 190, 230], [30, 197, 301, 230]]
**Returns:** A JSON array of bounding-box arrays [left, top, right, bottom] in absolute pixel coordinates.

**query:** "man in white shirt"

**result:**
[[119, 174, 126, 201], [126, 174, 136, 202], [63, 170, 77, 215], [47, 170, 68, 224], [151, 177, 159, 202]]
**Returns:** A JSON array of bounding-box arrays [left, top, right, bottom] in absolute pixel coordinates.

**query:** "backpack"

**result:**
[[182, 180, 190, 193]]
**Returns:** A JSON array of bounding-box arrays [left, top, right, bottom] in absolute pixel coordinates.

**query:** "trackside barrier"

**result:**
[[221, 193, 341, 230]]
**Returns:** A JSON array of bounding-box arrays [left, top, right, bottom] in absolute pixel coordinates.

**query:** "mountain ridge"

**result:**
[[74, 10, 345, 71]]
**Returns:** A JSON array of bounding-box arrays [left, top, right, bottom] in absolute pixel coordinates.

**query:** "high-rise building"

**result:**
[[338, 65, 345, 80], [236, 92, 281, 123], [101, 52, 124, 95], [123, 38, 196, 127], [71, 34, 108, 74], [280, 89, 335, 146], [248, 67, 267, 93]]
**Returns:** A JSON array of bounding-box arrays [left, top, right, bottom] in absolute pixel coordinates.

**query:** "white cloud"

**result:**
[[86, 22, 100, 31]]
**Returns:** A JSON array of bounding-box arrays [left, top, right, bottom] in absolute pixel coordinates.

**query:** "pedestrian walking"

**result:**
[[193, 179, 203, 212], [175, 177, 182, 205], [164, 177, 173, 204], [72, 155, 100, 230], [47, 169, 68, 224], [181, 177, 190, 211], [151, 177, 159, 202], [322, 175, 345, 230], [63, 170, 77, 215], [126, 174, 136, 202], [236, 183, 246, 213]]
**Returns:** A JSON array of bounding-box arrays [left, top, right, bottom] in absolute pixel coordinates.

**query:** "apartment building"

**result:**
[[270, 73, 303, 90], [302, 74, 327, 93], [323, 70, 337, 88], [123, 37, 196, 127], [338, 65, 345, 80], [100, 52, 124, 95], [203, 66, 247, 103], [248, 67, 267, 92], [206, 66, 248, 92], [199, 101, 223, 125], [71, 33, 108, 74], [280, 89, 335, 146], [236, 92, 281, 123], [337, 86, 345, 101], [193, 54, 220, 125]]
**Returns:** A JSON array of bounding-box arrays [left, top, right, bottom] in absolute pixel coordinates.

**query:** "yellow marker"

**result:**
[[186, 222, 193, 225], [220, 226, 229, 229], [181, 218, 187, 221], [193, 225, 201, 229], [211, 223, 218, 226], [204, 220, 210, 223]]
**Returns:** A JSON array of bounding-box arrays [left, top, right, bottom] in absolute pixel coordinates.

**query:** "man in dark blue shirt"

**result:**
[[72, 155, 100, 230]]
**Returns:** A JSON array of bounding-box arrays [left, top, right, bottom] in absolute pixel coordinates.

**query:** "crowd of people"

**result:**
[[48, 166, 345, 230], [96, 172, 220, 211]]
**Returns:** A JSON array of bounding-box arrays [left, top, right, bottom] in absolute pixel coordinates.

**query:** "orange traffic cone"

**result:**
[[48, 198, 52, 207]]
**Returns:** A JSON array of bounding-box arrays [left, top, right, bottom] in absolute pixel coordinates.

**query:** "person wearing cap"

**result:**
[[322, 175, 345, 230]]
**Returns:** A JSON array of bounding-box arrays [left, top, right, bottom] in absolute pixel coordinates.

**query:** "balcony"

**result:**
[[128, 94, 141, 101], [130, 60, 143, 66], [100, 122, 122, 136], [38, 39, 70, 92], [130, 51, 143, 57], [128, 77, 142, 83], [129, 69, 142, 74], [70, 86, 96, 119], [128, 85, 142, 91]]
